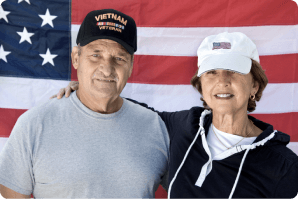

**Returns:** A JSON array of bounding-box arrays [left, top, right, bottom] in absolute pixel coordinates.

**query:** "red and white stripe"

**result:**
[[1, 0, 297, 196]]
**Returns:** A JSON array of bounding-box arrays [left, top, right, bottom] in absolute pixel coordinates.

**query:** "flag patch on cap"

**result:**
[[97, 22, 125, 30], [212, 42, 231, 50]]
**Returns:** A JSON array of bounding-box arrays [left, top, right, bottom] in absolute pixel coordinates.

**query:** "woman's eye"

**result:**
[[207, 70, 216, 74], [92, 54, 99, 57]]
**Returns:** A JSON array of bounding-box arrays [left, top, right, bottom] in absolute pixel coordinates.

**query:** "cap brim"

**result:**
[[79, 36, 134, 55], [197, 54, 252, 77]]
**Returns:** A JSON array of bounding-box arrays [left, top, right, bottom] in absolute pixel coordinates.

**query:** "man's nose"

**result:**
[[99, 58, 114, 77]]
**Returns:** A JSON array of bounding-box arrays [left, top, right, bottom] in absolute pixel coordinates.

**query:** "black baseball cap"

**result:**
[[76, 9, 137, 54]]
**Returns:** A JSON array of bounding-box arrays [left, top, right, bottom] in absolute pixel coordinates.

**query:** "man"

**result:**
[[0, 9, 169, 198]]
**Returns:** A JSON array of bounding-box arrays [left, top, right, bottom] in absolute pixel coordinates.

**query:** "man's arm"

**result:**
[[0, 185, 30, 198]]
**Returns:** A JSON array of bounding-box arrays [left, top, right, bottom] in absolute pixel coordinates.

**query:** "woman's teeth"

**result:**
[[216, 94, 233, 98]]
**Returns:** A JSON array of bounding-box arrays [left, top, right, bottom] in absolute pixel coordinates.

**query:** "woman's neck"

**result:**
[[212, 110, 262, 137]]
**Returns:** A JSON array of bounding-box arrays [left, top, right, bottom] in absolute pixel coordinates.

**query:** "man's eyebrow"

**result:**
[[119, 45, 130, 55], [117, 52, 130, 58], [92, 49, 102, 53]]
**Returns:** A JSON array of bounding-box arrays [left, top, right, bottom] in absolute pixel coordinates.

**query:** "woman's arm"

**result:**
[[274, 162, 298, 197]]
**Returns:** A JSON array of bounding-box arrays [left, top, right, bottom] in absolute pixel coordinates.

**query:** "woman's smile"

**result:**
[[214, 93, 234, 99]]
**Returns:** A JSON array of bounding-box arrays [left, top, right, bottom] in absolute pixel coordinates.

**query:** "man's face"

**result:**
[[72, 39, 133, 101]]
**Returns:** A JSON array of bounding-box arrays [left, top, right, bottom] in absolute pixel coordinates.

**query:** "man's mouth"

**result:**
[[97, 79, 115, 82], [95, 77, 119, 83]]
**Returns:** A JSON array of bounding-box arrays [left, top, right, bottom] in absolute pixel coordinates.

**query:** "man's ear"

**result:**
[[71, 46, 79, 70], [128, 55, 134, 77]]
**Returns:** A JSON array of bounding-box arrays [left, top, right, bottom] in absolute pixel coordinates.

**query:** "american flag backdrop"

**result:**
[[0, 0, 298, 197]]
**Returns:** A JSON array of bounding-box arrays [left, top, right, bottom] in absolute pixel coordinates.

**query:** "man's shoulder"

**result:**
[[19, 95, 73, 123]]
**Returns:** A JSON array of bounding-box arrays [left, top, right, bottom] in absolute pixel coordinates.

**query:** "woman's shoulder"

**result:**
[[272, 144, 298, 197], [258, 130, 298, 166], [267, 139, 298, 163], [249, 116, 298, 163]]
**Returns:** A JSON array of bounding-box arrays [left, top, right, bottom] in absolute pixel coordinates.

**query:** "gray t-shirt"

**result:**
[[0, 91, 169, 198]]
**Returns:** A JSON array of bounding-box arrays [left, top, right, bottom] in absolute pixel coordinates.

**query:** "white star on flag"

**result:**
[[0, 0, 6, 6], [0, 45, 11, 63], [39, 48, 57, 66], [18, 0, 30, 4], [0, 5, 10, 23], [38, 8, 57, 28], [17, 27, 34, 44]]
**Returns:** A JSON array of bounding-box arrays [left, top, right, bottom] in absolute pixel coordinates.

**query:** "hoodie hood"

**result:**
[[248, 115, 290, 146]]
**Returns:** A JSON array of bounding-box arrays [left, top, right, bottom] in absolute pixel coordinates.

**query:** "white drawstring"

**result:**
[[228, 146, 252, 199], [195, 129, 212, 187], [167, 126, 203, 199], [167, 110, 211, 199], [228, 130, 277, 198]]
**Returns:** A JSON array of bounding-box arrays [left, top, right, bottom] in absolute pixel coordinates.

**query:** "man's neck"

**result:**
[[76, 89, 123, 114]]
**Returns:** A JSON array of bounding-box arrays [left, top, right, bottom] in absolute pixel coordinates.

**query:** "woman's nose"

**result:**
[[217, 70, 231, 86]]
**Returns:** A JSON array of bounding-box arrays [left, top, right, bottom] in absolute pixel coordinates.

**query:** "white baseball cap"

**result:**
[[197, 32, 259, 77]]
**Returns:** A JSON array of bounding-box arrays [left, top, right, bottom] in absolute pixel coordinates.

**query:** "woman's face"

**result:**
[[200, 69, 259, 115]]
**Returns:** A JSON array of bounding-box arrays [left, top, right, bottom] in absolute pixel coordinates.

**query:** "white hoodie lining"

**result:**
[[209, 130, 277, 162], [209, 124, 257, 160]]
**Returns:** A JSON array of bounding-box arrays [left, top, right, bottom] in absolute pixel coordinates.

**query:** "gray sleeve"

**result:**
[[0, 113, 34, 196], [160, 169, 169, 192], [158, 116, 169, 192]]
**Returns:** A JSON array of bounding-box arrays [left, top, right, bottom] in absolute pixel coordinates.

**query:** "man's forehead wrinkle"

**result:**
[[84, 42, 130, 58], [86, 42, 125, 51], [85, 43, 104, 51]]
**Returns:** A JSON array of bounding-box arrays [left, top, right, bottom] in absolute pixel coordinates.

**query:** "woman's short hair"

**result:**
[[190, 59, 268, 112]]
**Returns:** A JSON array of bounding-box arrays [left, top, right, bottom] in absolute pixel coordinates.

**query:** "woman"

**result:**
[[56, 32, 298, 198]]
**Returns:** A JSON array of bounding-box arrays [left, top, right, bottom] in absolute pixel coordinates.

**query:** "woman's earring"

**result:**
[[250, 93, 255, 101]]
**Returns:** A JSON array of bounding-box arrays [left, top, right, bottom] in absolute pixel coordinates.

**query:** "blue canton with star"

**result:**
[[0, 0, 71, 80]]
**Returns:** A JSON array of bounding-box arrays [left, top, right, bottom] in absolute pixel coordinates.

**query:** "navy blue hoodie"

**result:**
[[127, 99, 298, 198], [160, 107, 298, 198]]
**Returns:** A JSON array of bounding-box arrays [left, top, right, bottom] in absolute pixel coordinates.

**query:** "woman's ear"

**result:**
[[71, 46, 79, 70], [252, 80, 259, 95]]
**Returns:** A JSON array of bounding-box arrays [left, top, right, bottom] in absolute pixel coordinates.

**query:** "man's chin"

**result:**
[[91, 89, 118, 99]]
